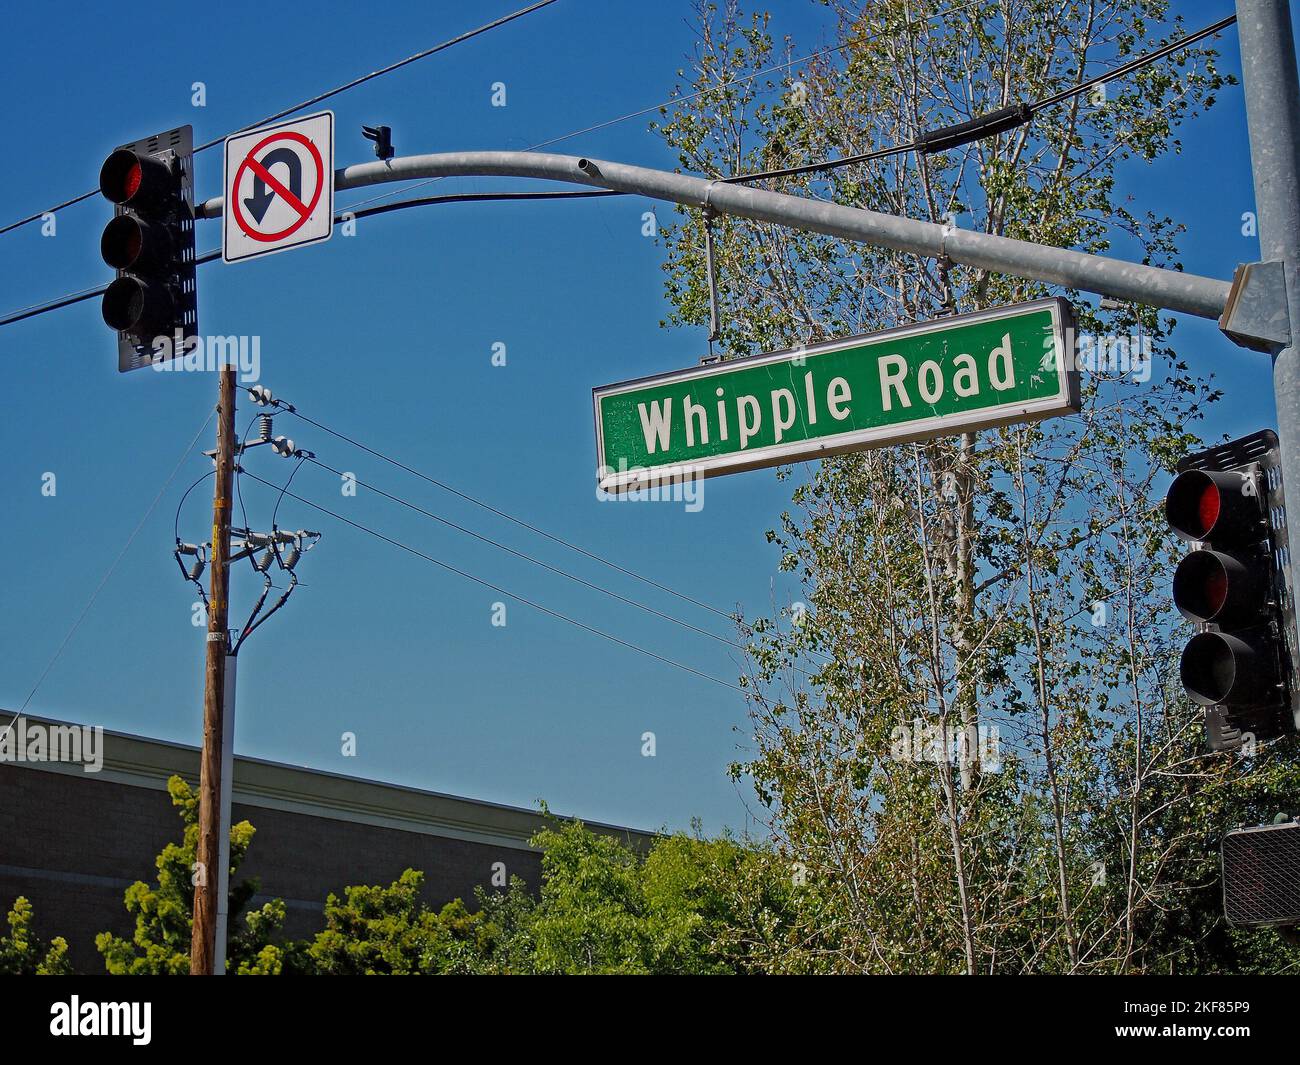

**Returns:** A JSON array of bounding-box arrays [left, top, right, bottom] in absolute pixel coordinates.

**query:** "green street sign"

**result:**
[[594, 298, 1079, 492]]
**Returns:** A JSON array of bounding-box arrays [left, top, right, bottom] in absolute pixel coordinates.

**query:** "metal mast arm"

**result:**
[[199, 150, 1232, 320]]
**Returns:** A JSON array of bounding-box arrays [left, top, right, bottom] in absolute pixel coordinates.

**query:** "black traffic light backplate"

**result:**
[[1178, 429, 1297, 749], [108, 124, 197, 373]]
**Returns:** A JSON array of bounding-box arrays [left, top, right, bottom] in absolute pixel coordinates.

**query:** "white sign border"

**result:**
[[593, 298, 1080, 493], [222, 110, 335, 264]]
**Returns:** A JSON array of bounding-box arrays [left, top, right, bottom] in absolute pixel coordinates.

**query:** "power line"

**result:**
[[338, 0, 994, 216], [2, 409, 215, 741], [0, 0, 561, 238], [718, 12, 1239, 186], [1, 13, 1238, 329], [1034, 13, 1238, 111], [341, 188, 618, 221], [0, 280, 117, 327], [234, 411, 262, 533], [276, 401, 828, 663], [174, 469, 215, 544], [194, 0, 560, 154], [271, 456, 307, 532], [302, 454, 815, 675], [238, 469, 749, 694], [350, 10, 1238, 207], [0, 191, 617, 328], [340, 0, 1224, 212], [284, 407, 726, 622]]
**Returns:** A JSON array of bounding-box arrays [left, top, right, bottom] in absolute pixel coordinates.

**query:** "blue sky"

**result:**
[[0, 0, 1279, 836]]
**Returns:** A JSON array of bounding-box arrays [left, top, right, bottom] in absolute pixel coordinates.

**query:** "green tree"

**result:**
[[95, 774, 288, 975], [0, 896, 72, 975], [302, 868, 515, 975], [654, 0, 1300, 973], [297, 818, 794, 975], [527, 817, 792, 974]]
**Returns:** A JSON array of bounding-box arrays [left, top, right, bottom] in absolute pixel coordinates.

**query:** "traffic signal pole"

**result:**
[[1238, 0, 1300, 702], [198, 155, 1232, 320], [190, 364, 236, 976]]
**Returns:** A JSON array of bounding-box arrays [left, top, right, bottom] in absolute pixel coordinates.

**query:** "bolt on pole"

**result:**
[[1237, 0, 1300, 717], [190, 364, 237, 976]]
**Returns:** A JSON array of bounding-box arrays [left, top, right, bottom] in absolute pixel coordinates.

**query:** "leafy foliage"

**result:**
[[525, 817, 792, 973], [651, 0, 1300, 973], [300, 817, 793, 975], [302, 869, 508, 975], [95, 774, 288, 975], [0, 896, 72, 975]]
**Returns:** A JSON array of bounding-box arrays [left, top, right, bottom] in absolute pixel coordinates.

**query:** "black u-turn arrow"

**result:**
[[244, 147, 303, 224]]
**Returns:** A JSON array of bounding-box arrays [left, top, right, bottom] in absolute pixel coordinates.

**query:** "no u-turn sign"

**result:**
[[223, 111, 334, 263]]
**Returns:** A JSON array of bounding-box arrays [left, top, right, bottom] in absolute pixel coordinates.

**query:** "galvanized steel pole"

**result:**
[[1237, 0, 1300, 717], [198, 151, 1233, 321]]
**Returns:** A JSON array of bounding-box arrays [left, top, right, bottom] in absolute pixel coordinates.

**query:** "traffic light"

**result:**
[[98, 125, 197, 372], [1167, 430, 1297, 750], [1222, 818, 1300, 929]]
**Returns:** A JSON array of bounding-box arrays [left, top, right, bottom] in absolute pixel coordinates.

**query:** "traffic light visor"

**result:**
[[101, 214, 172, 271], [1173, 550, 1230, 623], [1167, 468, 1262, 544], [99, 148, 172, 208], [102, 276, 173, 337], [1180, 630, 1277, 707], [1167, 470, 1222, 540]]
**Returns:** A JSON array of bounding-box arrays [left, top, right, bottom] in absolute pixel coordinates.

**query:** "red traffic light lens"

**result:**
[[99, 148, 173, 208], [100, 149, 144, 205], [1166, 469, 1260, 543], [1167, 470, 1222, 539], [124, 160, 142, 200], [1197, 482, 1220, 537]]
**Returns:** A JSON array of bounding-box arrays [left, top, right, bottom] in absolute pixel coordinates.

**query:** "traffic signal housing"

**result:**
[[1167, 430, 1297, 750], [1222, 818, 1300, 929], [98, 125, 197, 372]]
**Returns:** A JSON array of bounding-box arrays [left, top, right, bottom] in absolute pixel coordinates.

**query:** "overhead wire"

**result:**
[[2, 408, 215, 739], [0, 192, 618, 328], [0, 0, 561, 238], [339, 2, 1231, 213], [0, 12, 1240, 330], [238, 469, 750, 694], [338, 0, 994, 215], [174, 469, 215, 544], [235, 410, 264, 534], [301, 454, 816, 675], [271, 455, 307, 533], [712, 12, 1240, 186], [280, 401, 828, 662], [281, 404, 777, 630]]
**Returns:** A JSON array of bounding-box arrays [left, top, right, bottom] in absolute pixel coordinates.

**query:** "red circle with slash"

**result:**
[[230, 131, 325, 243]]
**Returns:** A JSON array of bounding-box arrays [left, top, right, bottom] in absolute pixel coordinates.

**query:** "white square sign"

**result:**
[[222, 111, 334, 263]]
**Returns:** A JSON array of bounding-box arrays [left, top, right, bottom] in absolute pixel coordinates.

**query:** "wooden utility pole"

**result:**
[[190, 364, 236, 975]]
